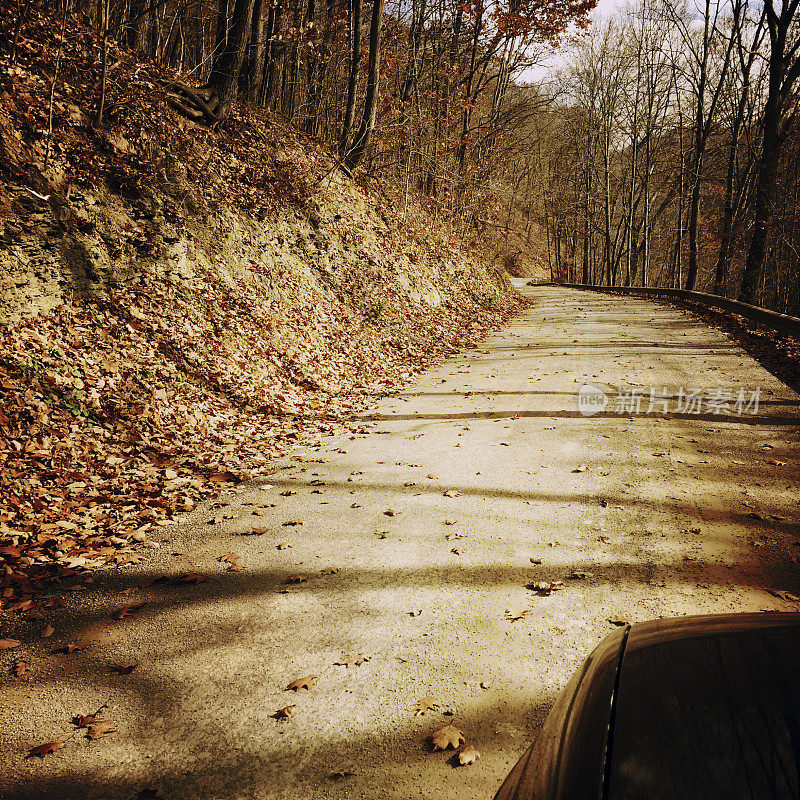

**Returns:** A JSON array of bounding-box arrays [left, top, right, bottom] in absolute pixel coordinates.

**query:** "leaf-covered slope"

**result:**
[[0, 0, 522, 614]]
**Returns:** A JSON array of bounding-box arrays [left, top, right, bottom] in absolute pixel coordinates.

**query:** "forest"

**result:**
[[10, 0, 796, 313]]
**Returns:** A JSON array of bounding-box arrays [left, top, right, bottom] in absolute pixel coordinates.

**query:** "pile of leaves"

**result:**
[[0, 0, 523, 622], [0, 265, 516, 616]]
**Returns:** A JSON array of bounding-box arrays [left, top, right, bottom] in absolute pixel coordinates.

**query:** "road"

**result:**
[[4, 283, 800, 800]]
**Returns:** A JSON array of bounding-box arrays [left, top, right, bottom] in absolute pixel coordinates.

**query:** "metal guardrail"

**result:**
[[545, 283, 800, 339]]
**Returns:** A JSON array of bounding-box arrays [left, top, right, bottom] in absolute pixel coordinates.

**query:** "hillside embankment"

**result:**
[[0, 0, 521, 613]]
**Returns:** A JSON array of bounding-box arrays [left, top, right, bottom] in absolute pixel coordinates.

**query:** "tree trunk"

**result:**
[[344, 0, 383, 169], [339, 0, 362, 157], [207, 0, 257, 119], [739, 0, 800, 303]]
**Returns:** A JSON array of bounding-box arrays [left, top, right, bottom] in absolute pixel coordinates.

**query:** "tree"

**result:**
[[738, 0, 800, 304]]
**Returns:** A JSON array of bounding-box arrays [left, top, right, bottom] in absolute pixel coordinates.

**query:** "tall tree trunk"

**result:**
[[344, 0, 383, 169], [339, 0, 362, 157], [206, 0, 256, 119], [739, 0, 800, 303], [241, 0, 266, 100]]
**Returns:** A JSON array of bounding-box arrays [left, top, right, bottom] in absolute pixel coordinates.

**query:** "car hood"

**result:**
[[607, 612, 800, 800]]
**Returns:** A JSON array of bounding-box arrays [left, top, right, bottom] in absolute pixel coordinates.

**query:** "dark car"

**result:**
[[494, 612, 800, 800]]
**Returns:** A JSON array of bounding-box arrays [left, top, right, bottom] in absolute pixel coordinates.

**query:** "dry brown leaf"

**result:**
[[335, 653, 370, 667], [11, 659, 29, 676], [112, 601, 146, 620], [276, 705, 296, 719], [73, 714, 97, 728], [383, 509, 397, 516], [429, 724, 465, 751], [505, 608, 530, 621], [283, 519, 303, 526], [529, 557, 542, 564], [458, 745, 481, 765], [218, 552, 240, 564], [286, 675, 318, 691], [443, 490, 460, 498], [41, 625, 55, 639], [27, 741, 64, 759], [321, 567, 340, 576], [530, 580, 564, 595], [277, 541, 293, 549], [286, 574, 309, 584], [0, 638, 21, 650], [87, 721, 116, 739], [109, 663, 137, 674], [414, 696, 439, 716], [175, 572, 207, 584], [607, 616, 628, 627]]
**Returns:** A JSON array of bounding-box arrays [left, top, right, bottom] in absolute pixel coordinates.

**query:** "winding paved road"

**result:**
[[4, 283, 800, 800]]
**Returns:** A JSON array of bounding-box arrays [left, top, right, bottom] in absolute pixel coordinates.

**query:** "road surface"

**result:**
[[3, 283, 800, 800]]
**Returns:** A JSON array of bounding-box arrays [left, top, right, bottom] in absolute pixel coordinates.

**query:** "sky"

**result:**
[[519, 0, 624, 83]]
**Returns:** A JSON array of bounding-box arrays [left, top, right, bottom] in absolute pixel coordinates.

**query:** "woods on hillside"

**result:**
[[6, 0, 800, 313], [526, 0, 800, 313]]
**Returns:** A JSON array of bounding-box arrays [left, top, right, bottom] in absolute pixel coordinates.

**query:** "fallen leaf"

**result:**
[[286, 574, 309, 584], [409, 609, 422, 617], [283, 519, 303, 526], [607, 616, 628, 627], [443, 490, 460, 498], [335, 653, 370, 667], [414, 696, 439, 716], [529, 558, 542, 564], [275, 705, 296, 719], [87, 721, 116, 739], [41, 625, 55, 638], [328, 771, 353, 780], [174, 572, 207, 584], [279, 490, 297, 496], [458, 745, 481, 765], [0, 638, 21, 650], [11, 659, 29, 676], [109, 663, 137, 674], [112, 601, 146, 619], [529, 580, 564, 595], [218, 552, 240, 564], [383, 509, 397, 516], [277, 541, 293, 549], [320, 567, 340, 576], [60, 642, 88, 654], [27, 741, 64, 759], [73, 714, 97, 728], [286, 675, 318, 691], [568, 571, 593, 580], [430, 724, 465, 751]]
